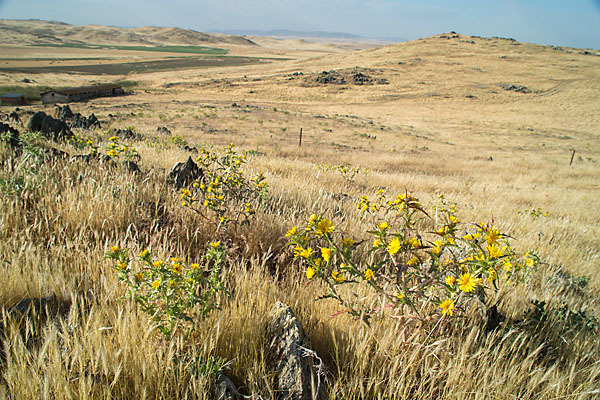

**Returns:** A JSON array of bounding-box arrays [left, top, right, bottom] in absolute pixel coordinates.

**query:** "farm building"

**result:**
[[41, 84, 124, 104], [1, 93, 26, 106]]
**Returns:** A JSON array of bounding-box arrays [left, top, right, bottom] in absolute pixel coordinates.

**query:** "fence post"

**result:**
[[569, 150, 576, 166]]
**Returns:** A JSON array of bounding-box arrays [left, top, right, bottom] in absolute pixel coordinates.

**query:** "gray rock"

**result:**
[[1, 294, 72, 362], [0, 122, 20, 148], [27, 111, 47, 132], [168, 156, 203, 189], [316, 70, 345, 85], [267, 301, 324, 400], [122, 160, 140, 174], [215, 372, 241, 400], [55, 104, 74, 120], [40, 115, 73, 141]]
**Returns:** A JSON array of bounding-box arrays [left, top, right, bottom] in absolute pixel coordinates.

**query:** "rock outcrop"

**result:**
[[168, 156, 203, 188], [267, 301, 324, 400]]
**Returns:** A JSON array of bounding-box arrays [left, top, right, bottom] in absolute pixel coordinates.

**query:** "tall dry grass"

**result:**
[[1, 119, 599, 400]]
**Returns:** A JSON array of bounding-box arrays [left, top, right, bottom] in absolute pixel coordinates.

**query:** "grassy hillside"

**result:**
[[0, 31, 599, 399]]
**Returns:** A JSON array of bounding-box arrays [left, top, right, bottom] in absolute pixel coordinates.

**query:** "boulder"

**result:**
[[168, 156, 203, 189], [55, 104, 74, 120], [157, 126, 172, 136], [267, 301, 324, 400], [215, 372, 241, 400], [40, 115, 72, 141], [0, 294, 72, 362], [352, 72, 373, 85], [123, 160, 140, 174], [316, 70, 345, 85], [27, 111, 47, 132], [0, 122, 20, 148]]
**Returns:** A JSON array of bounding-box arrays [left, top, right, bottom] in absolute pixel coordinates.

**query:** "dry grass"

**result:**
[[1, 30, 599, 399]]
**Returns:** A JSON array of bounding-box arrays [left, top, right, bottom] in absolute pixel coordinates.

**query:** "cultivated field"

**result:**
[[1, 20, 600, 399]]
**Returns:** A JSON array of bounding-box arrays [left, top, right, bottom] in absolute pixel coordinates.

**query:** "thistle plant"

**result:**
[[180, 143, 268, 231], [105, 135, 139, 161], [69, 133, 98, 155], [286, 190, 539, 324], [105, 242, 226, 337], [318, 162, 367, 184]]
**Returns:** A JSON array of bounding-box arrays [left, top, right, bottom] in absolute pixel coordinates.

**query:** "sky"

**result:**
[[1, 0, 599, 49]]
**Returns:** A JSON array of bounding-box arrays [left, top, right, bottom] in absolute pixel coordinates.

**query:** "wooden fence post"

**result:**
[[569, 150, 576, 166]]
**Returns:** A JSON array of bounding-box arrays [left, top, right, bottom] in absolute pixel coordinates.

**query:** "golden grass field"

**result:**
[[1, 20, 600, 399]]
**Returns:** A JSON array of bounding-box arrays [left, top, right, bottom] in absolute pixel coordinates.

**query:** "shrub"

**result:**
[[105, 243, 226, 337], [180, 143, 268, 232], [286, 191, 539, 324]]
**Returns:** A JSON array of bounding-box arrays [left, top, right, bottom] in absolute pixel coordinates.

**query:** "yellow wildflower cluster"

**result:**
[[318, 162, 367, 183], [105, 135, 138, 161], [69, 134, 98, 154], [285, 190, 540, 323], [179, 144, 268, 231], [105, 244, 226, 337]]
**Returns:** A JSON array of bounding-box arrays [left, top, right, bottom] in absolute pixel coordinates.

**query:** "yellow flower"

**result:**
[[364, 269, 374, 281], [387, 238, 401, 255], [210, 241, 221, 248], [117, 261, 127, 270], [503, 260, 513, 271], [487, 244, 503, 259], [449, 215, 459, 224], [342, 237, 355, 247], [458, 272, 481, 293], [314, 218, 335, 235], [525, 258, 535, 267], [462, 234, 473, 241], [485, 226, 500, 244], [408, 256, 419, 266], [487, 267, 497, 282], [306, 214, 317, 229], [294, 246, 313, 259], [172, 263, 182, 274], [180, 188, 191, 197], [152, 260, 164, 268], [191, 263, 200, 270], [439, 299, 455, 316], [377, 222, 388, 231], [135, 272, 144, 281], [107, 149, 118, 157], [408, 237, 421, 249], [321, 247, 332, 263], [138, 249, 149, 258], [332, 270, 345, 283], [445, 275, 455, 286], [372, 239, 382, 248], [111, 245, 119, 252], [285, 226, 297, 237], [151, 279, 160, 289], [396, 292, 405, 300], [431, 240, 443, 255], [169, 280, 175, 287], [306, 267, 315, 279]]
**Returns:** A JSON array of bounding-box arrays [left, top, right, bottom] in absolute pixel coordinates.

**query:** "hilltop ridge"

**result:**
[[0, 19, 257, 46]]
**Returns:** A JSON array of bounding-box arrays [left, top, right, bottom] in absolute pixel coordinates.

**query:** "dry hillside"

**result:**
[[1, 24, 600, 399]]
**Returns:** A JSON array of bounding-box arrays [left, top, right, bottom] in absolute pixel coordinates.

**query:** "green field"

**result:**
[[29, 43, 229, 55], [0, 56, 277, 75]]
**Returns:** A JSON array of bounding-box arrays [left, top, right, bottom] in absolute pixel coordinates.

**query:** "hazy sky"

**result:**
[[1, 0, 599, 49]]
